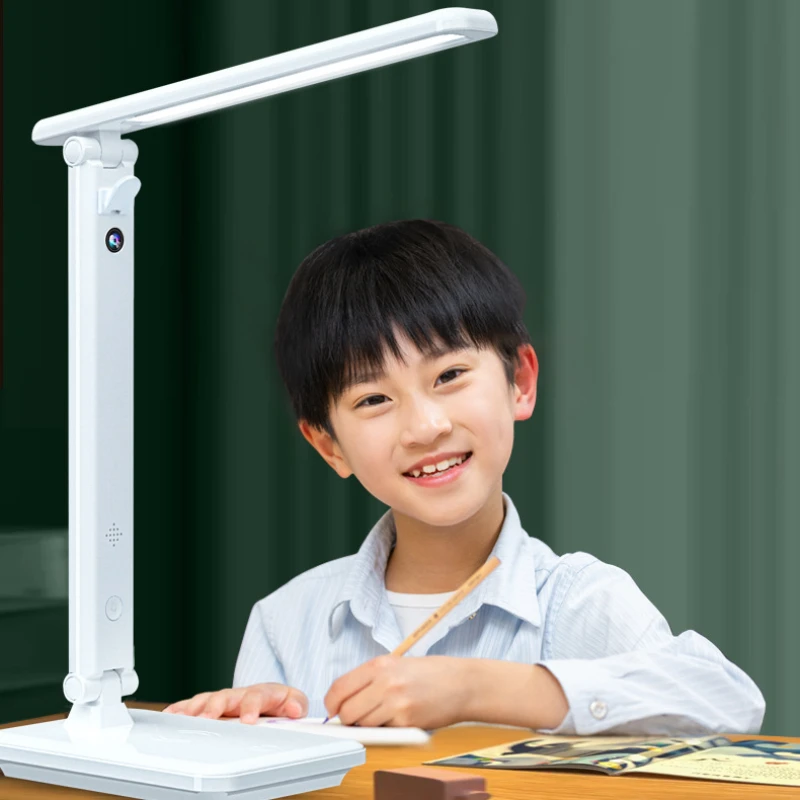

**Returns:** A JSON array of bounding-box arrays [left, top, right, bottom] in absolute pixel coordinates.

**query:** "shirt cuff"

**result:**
[[534, 659, 632, 735]]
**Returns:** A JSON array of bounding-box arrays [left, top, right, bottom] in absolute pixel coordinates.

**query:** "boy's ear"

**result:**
[[298, 420, 353, 479], [513, 343, 539, 422]]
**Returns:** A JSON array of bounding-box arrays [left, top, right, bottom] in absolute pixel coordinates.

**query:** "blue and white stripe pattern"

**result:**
[[234, 493, 765, 735]]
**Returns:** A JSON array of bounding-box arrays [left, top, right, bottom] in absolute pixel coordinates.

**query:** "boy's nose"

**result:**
[[398, 398, 452, 447]]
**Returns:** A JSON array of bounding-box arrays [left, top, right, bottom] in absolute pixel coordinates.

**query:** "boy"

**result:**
[[164, 219, 765, 735]]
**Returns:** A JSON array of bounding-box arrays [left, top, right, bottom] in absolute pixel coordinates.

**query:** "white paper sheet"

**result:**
[[252, 716, 431, 746]]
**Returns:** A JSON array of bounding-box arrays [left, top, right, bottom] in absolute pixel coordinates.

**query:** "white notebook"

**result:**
[[251, 716, 431, 746]]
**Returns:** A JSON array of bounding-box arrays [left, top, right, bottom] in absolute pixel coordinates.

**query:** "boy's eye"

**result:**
[[355, 369, 465, 408], [357, 395, 386, 408], [436, 368, 464, 385]]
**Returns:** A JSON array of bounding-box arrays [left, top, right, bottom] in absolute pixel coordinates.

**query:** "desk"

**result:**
[[1, 703, 798, 800]]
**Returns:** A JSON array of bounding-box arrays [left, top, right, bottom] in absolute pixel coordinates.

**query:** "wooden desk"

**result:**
[[1, 703, 798, 799]]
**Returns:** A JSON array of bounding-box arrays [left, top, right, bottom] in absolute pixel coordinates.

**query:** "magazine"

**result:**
[[425, 735, 800, 787]]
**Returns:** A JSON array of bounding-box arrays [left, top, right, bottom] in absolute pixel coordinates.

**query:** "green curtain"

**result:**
[[1, 0, 797, 736], [548, 0, 800, 735]]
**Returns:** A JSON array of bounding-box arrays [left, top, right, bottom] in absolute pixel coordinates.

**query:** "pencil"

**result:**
[[322, 555, 501, 723]]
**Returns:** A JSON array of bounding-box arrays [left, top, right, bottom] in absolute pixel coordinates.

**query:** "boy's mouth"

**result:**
[[402, 452, 472, 478]]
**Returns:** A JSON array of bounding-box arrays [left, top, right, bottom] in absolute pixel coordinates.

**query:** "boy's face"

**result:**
[[299, 330, 538, 529]]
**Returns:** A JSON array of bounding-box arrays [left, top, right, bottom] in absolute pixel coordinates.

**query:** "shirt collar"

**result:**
[[328, 492, 542, 641]]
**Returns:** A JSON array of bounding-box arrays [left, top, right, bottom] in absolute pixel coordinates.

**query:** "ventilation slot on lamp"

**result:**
[[105, 525, 123, 548]]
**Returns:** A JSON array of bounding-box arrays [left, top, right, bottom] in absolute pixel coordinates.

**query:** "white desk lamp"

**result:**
[[0, 7, 497, 799]]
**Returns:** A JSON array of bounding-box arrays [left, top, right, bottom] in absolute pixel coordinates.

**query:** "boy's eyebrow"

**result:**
[[344, 343, 462, 390]]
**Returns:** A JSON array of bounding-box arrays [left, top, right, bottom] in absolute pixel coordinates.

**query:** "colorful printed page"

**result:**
[[635, 739, 800, 787], [428, 736, 800, 786], [426, 735, 728, 774]]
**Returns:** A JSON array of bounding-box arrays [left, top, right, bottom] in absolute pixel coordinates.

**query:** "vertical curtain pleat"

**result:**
[[549, 0, 800, 735]]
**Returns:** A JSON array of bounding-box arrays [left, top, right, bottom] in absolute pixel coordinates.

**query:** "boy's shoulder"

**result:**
[[525, 536, 651, 618], [527, 535, 606, 584], [508, 496, 613, 586]]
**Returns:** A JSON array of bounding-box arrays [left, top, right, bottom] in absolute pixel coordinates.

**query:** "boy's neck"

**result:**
[[384, 488, 505, 594]]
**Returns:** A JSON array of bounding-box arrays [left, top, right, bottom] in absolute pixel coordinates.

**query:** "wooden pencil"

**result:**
[[323, 555, 501, 723], [391, 555, 501, 657]]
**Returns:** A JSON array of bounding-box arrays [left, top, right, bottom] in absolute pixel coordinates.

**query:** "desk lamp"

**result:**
[[0, 8, 497, 799]]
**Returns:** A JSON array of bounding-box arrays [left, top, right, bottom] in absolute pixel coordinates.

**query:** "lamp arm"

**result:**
[[61, 131, 141, 730]]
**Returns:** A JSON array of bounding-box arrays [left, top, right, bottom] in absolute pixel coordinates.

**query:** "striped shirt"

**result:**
[[233, 493, 765, 735]]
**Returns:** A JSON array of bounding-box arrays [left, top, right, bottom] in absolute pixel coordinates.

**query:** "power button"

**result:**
[[105, 595, 123, 621]]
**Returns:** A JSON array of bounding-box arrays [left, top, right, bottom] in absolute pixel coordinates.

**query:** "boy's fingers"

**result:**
[[337, 689, 383, 728], [164, 697, 198, 714], [164, 684, 309, 723], [260, 685, 309, 719], [279, 687, 309, 718], [325, 662, 376, 719], [184, 692, 214, 716], [239, 689, 267, 723], [203, 689, 242, 719], [239, 685, 309, 723]]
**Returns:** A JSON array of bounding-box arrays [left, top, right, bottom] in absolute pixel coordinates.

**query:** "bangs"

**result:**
[[274, 220, 530, 435]]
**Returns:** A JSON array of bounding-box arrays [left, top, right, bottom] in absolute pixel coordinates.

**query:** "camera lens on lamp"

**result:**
[[106, 228, 124, 253]]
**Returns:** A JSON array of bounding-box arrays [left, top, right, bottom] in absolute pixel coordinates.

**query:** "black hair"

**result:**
[[273, 219, 531, 442]]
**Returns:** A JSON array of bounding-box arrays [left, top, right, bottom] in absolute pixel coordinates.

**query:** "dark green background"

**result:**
[[1, 0, 798, 734]]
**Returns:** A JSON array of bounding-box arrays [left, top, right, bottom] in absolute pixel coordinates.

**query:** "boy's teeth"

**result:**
[[409, 454, 467, 478]]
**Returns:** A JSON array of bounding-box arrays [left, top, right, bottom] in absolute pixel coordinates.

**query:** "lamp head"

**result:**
[[32, 8, 497, 147]]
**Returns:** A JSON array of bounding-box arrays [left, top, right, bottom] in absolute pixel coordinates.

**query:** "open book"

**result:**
[[426, 735, 800, 787]]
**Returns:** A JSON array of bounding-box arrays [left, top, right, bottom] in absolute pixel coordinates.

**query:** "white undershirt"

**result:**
[[385, 589, 455, 656]]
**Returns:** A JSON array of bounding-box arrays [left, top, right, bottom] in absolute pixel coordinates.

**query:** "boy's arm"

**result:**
[[233, 601, 288, 688], [164, 600, 308, 722], [526, 560, 765, 736], [460, 660, 570, 730]]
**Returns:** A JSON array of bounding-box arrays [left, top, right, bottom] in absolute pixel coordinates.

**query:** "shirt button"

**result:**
[[468, 613, 477, 620], [589, 700, 608, 720]]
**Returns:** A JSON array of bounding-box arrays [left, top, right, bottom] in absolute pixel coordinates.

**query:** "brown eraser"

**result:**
[[374, 766, 490, 800]]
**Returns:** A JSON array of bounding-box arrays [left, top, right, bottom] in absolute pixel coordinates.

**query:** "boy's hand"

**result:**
[[162, 683, 308, 725], [324, 655, 468, 729]]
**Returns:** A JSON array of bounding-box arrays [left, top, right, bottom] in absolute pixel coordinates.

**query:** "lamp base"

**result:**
[[0, 709, 365, 800]]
